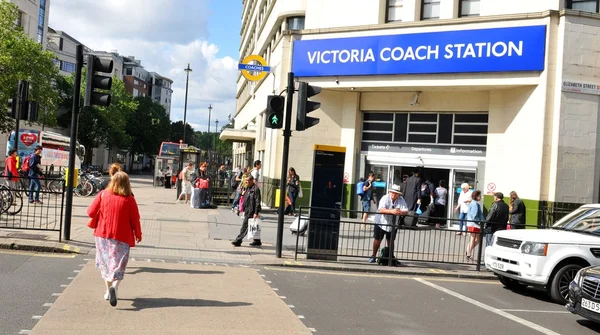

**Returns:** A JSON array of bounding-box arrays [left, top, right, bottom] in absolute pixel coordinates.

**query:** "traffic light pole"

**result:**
[[63, 44, 83, 241], [14, 80, 29, 156], [275, 72, 295, 258]]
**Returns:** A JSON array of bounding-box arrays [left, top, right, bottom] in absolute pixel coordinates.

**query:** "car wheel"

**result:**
[[548, 264, 582, 304], [497, 275, 528, 290]]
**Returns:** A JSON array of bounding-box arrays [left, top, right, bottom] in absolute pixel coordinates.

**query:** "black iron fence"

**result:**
[[293, 206, 568, 270], [0, 176, 66, 240]]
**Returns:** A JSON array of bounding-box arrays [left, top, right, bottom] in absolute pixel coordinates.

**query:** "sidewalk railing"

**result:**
[[293, 206, 551, 271], [0, 176, 66, 241]]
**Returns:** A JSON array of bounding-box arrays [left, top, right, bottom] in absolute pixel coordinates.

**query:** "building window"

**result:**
[[60, 61, 76, 73], [133, 88, 139, 97], [459, 0, 480, 17], [16, 11, 23, 27], [37, 29, 43, 43], [59, 37, 64, 51], [52, 59, 61, 67], [421, 0, 441, 20], [286, 16, 305, 30], [386, 0, 403, 22], [566, 0, 600, 12]]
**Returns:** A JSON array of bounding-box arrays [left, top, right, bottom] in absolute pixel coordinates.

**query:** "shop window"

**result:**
[[566, 0, 599, 12], [363, 132, 393, 142], [364, 112, 393, 121], [408, 134, 436, 143], [287, 16, 305, 30], [453, 135, 487, 146], [386, 0, 403, 22], [459, 0, 480, 17], [363, 123, 393, 131], [421, 0, 441, 20]]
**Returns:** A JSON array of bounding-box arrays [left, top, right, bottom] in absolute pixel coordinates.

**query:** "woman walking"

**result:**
[[87, 171, 142, 307], [287, 167, 300, 216]]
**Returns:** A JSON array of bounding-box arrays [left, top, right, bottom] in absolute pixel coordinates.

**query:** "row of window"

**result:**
[[387, 0, 600, 22], [37, 0, 46, 44], [361, 112, 488, 147], [53, 59, 76, 73]]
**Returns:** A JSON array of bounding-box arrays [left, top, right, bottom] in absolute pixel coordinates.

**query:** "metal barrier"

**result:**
[[293, 206, 550, 270], [0, 176, 66, 241]]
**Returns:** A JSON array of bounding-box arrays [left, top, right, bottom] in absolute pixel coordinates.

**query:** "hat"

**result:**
[[389, 184, 402, 194], [461, 183, 470, 189]]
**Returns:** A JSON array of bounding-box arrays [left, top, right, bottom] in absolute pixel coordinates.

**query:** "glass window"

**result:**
[[37, 29, 43, 43], [460, 0, 480, 17], [40, 0, 46, 8], [61, 61, 76, 73], [38, 8, 45, 27], [133, 88, 139, 97], [422, 0, 441, 20], [286, 16, 305, 30], [387, 0, 403, 22], [52, 59, 61, 67], [567, 0, 599, 12]]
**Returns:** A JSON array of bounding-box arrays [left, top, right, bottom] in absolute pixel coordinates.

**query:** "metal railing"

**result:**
[[0, 176, 66, 240], [293, 206, 555, 271]]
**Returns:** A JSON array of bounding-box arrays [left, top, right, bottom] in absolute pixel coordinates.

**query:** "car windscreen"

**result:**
[[552, 207, 600, 235]]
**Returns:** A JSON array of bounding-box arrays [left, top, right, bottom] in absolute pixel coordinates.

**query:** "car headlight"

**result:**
[[573, 268, 584, 285], [520, 242, 548, 256]]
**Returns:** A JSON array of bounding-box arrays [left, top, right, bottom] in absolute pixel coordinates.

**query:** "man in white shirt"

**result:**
[[454, 183, 473, 235], [369, 184, 408, 264], [250, 160, 261, 186]]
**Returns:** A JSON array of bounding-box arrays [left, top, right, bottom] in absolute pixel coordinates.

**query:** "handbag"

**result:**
[[416, 205, 423, 215], [87, 191, 105, 229], [247, 218, 261, 240], [298, 186, 303, 198]]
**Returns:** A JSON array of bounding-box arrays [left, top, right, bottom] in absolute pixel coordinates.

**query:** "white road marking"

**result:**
[[260, 274, 266, 277], [67, 277, 75, 280], [78, 264, 86, 267], [308, 328, 317, 332], [51, 293, 61, 296], [83, 258, 91, 261], [288, 305, 295, 308], [42, 303, 53, 307], [501, 309, 570, 314], [60, 284, 68, 288], [415, 278, 561, 335], [31, 315, 43, 320], [131, 258, 137, 262], [73, 270, 80, 273], [266, 281, 272, 283], [279, 296, 287, 299], [18, 330, 31, 334], [272, 288, 279, 291], [298, 315, 305, 319]]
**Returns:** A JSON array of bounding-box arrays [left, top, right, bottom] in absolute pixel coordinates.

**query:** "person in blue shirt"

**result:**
[[360, 172, 375, 229], [28, 145, 44, 204]]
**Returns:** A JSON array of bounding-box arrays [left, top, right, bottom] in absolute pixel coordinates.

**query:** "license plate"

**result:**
[[582, 298, 600, 313], [490, 261, 506, 271]]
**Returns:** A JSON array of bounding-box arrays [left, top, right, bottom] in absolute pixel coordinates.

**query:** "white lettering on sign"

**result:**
[[450, 148, 484, 155], [411, 147, 433, 152], [306, 41, 523, 64]]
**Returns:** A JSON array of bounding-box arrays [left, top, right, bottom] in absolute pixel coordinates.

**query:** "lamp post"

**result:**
[[207, 104, 213, 133], [214, 119, 219, 152], [182, 63, 192, 144]]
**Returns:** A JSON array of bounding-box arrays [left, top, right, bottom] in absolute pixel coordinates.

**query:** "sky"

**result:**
[[48, 0, 242, 133]]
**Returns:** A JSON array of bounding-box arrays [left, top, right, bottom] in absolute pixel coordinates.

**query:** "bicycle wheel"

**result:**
[[0, 185, 14, 215], [7, 190, 22, 215], [81, 180, 94, 197]]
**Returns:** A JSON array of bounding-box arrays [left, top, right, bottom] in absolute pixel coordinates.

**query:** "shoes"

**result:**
[[104, 291, 109, 300], [249, 241, 262, 247], [231, 240, 242, 247], [368, 257, 376, 263], [109, 286, 117, 307]]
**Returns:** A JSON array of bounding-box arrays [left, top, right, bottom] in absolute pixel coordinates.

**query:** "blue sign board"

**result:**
[[238, 64, 271, 72], [292, 25, 547, 77]]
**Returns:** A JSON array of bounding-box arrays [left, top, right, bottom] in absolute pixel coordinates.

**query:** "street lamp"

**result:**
[[182, 63, 192, 144], [207, 104, 213, 133], [214, 119, 219, 150]]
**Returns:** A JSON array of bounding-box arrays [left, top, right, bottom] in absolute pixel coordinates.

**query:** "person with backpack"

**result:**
[[27, 145, 44, 204]]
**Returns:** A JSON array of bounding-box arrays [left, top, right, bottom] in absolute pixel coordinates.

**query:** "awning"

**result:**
[[220, 129, 256, 142]]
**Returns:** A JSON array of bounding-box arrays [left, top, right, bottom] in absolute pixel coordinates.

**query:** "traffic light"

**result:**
[[265, 95, 284, 129], [7, 98, 17, 119], [26, 101, 39, 121], [84, 55, 113, 107], [296, 82, 321, 131]]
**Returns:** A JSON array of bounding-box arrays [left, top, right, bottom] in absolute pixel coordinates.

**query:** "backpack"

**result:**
[[22, 155, 31, 172], [356, 181, 365, 196], [377, 246, 399, 266], [231, 172, 241, 190]]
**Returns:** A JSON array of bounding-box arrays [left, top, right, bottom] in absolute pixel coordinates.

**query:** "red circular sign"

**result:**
[[343, 172, 349, 184], [487, 183, 496, 192]]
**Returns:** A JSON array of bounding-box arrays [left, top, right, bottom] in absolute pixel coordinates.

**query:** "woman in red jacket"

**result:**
[[87, 171, 142, 307]]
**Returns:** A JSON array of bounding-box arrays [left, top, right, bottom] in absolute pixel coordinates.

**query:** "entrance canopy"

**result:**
[[220, 129, 256, 142]]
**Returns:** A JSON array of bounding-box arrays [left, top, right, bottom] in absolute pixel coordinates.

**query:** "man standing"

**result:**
[[28, 145, 44, 204], [403, 168, 422, 211], [231, 175, 262, 247], [485, 192, 510, 247], [369, 184, 408, 264], [454, 183, 473, 235], [360, 172, 375, 229], [250, 160, 261, 186]]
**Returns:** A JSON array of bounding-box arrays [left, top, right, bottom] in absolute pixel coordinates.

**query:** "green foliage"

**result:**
[[0, 1, 60, 131], [169, 121, 196, 145], [195, 131, 232, 157], [127, 96, 171, 156]]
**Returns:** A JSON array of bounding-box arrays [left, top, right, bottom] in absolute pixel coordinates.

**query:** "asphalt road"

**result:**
[[260, 267, 600, 335], [0, 251, 86, 335]]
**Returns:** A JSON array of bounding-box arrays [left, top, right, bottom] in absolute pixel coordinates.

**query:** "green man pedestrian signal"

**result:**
[[266, 95, 284, 129], [84, 55, 113, 107], [296, 82, 321, 131]]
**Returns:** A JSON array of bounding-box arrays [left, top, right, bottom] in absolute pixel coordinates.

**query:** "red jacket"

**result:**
[[4, 156, 18, 181], [87, 190, 142, 247]]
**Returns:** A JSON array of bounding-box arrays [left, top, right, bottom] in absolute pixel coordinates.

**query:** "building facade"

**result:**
[[123, 56, 150, 98], [225, 0, 600, 222], [9, 0, 50, 47], [149, 72, 174, 116], [91, 51, 125, 80], [46, 27, 91, 76]]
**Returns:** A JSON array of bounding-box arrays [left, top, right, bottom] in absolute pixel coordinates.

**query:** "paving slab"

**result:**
[[31, 261, 311, 335]]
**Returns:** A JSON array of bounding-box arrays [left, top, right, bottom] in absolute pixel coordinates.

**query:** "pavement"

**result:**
[[259, 266, 600, 335]]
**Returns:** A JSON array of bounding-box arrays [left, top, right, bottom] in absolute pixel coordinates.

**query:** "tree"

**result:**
[[169, 121, 195, 145], [0, 1, 60, 132], [126, 96, 170, 161], [57, 75, 137, 164]]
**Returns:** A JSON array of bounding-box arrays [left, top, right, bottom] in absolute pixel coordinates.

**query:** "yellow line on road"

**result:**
[[263, 266, 499, 284], [0, 250, 77, 258]]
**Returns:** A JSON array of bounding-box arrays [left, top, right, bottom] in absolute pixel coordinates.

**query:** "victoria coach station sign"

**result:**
[[292, 26, 547, 76], [362, 143, 486, 157]]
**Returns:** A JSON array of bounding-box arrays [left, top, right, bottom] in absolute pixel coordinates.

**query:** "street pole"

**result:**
[[14, 80, 29, 159], [275, 72, 295, 258], [182, 64, 192, 144], [208, 104, 212, 133], [214, 119, 219, 152], [63, 44, 83, 241]]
